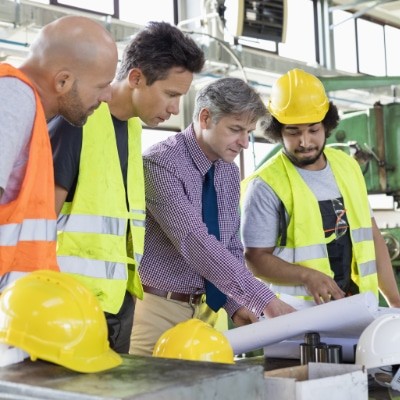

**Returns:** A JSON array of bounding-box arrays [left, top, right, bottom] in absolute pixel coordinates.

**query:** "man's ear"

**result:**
[[54, 70, 74, 94], [128, 68, 143, 88], [199, 108, 212, 129]]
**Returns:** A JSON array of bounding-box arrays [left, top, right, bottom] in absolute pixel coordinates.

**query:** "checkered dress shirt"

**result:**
[[139, 124, 275, 317]]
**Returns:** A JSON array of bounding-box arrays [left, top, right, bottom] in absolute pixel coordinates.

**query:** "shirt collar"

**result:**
[[183, 124, 218, 176]]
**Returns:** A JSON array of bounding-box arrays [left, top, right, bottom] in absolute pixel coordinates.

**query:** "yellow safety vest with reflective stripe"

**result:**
[[56, 102, 145, 313], [242, 147, 378, 299]]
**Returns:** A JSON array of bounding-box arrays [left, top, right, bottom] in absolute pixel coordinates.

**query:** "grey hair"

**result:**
[[192, 77, 266, 124]]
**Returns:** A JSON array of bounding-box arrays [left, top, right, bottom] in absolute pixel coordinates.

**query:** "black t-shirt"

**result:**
[[319, 197, 357, 294], [49, 114, 128, 202]]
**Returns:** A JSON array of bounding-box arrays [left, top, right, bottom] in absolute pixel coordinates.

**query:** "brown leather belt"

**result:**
[[142, 284, 203, 305]]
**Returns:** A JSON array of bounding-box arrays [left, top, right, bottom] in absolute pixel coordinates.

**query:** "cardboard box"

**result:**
[[263, 362, 368, 400]]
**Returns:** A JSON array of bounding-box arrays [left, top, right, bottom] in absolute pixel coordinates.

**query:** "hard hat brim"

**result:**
[[58, 348, 123, 373]]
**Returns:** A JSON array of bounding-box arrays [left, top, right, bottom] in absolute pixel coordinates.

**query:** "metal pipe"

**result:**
[[0, 38, 28, 47]]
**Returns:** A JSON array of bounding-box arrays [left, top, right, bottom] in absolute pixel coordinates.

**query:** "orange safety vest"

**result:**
[[0, 64, 58, 274]]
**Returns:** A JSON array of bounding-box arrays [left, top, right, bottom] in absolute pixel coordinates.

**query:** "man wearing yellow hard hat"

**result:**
[[241, 68, 400, 307]]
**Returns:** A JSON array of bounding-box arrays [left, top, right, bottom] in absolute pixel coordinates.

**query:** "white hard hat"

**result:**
[[356, 314, 400, 370]]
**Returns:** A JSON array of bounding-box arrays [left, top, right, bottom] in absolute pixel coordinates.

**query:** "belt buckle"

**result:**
[[189, 293, 197, 309]]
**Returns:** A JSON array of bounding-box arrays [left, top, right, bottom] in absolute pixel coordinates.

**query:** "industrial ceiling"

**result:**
[[331, 0, 400, 27], [1, 0, 400, 131]]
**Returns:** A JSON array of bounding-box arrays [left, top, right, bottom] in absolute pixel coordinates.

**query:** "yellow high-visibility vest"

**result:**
[[241, 147, 378, 299], [56, 102, 145, 313]]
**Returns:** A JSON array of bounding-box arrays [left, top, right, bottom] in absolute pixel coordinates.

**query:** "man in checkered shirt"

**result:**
[[130, 77, 295, 356]]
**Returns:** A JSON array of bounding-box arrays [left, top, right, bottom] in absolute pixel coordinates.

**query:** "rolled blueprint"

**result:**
[[263, 305, 400, 362], [224, 292, 379, 355]]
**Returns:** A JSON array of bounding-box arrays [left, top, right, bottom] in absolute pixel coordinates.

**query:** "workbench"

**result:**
[[0, 355, 265, 400], [0, 355, 397, 399]]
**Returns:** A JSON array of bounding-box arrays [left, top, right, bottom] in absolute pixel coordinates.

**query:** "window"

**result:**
[[385, 25, 400, 76], [278, 0, 315, 63], [332, 10, 357, 73], [357, 19, 385, 76], [331, 6, 400, 77], [119, 0, 175, 25], [50, 0, 117, 17]]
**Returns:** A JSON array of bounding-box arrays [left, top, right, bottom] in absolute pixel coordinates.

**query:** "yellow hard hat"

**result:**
[[267, 68, 329, 124], [152, 318, 235, 364], [0, 270, 122, 373]]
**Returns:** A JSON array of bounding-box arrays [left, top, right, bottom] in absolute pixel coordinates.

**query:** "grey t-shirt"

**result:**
[[241, 161, 370, 248], [0, 77, 36, 204]]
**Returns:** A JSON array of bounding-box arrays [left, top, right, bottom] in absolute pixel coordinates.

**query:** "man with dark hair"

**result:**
[[49, 21, 205, 353], [130, 77, 295, 357], [241, 68, 400, 308]]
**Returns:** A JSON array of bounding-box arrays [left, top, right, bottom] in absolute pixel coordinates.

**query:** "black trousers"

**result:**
[[104, 291, 134, 354]]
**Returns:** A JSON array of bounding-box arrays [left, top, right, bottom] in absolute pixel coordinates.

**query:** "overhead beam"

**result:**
[[0, 0, 142, 42], [318, 74, 400, 91]]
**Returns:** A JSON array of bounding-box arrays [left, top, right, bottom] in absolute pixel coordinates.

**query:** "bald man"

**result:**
[[0, 16, 118, 291]]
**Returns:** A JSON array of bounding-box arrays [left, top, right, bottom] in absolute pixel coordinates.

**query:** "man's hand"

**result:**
[[302, 268, 345, 304], [232, 298, 296, 326], [232, 306, 258, 326], [263, 297, 296, 318]]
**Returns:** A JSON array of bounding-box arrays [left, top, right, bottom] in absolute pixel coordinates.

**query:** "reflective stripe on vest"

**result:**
[[58, 214, 126, 236], [352, 227, 373, 243], [269, 282, 309, 297], [273, 244, 328, 263], [242, 147, 378, 299], [57, 256, 127, 279], [0, 64, 58, 275], [56, 103, 145, 313], [131, 208, 146, 227], [0, 271, 28, 292], [0, 219, 56, 245], [129, 208, 145, 265]]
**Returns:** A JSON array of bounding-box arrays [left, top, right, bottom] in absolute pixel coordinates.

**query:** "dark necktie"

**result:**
[[202, 164, 227, 311]]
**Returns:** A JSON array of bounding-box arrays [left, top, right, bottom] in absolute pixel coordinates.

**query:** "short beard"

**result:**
[[283, 142, 326, 168], [58, 81, 88, 127]]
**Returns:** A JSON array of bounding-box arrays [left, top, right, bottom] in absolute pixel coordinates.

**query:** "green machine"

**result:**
[[321, 75, 400, 271], [320, 77, 400, 203]]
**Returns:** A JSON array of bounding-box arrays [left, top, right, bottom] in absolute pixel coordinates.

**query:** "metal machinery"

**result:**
[[321, 75, 400, 270]]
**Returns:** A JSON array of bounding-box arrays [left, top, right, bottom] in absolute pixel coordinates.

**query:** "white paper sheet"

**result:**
[[262, 307, 400, 361], [224, 292, 380, 355], [0, 343, 29, 367]]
